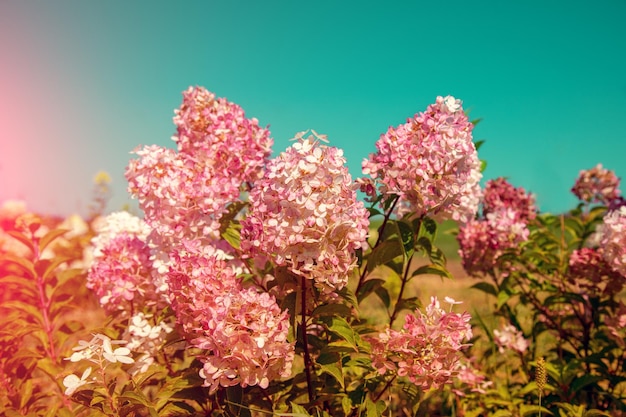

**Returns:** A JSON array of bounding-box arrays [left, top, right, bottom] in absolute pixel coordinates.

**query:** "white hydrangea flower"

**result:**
[[63, 367, 92, 396]]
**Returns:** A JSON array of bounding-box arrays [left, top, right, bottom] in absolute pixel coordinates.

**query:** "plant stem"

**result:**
[[389, 254, 415, 327], [300, 276, 315, 403], [355, 195, 399, 296], [31, 234, 57, 363], [373, 375, 396, 402]]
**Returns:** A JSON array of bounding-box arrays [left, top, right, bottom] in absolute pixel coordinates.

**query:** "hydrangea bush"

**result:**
[[1, 87, 623, 416]]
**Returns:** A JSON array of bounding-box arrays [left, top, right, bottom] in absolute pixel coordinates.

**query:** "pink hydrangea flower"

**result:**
[[569, 248, 624, 295], [87, 232, 160, 313], [594, 206, 626, 277], [90, 211, 151, 259], [482, 177, 537, 222], [126, 145, 241, 243], [87, 212, 169, 313], [126, 87, 273, 245], [167, 247, 294, 393], [457, 208, 529, 276], [173, 86, 273, 184], [241, 130, 369, 294], [362, 96, 482, 223], [493, 323, 529, 354], [453, 358, 492, 396], [369, 296, 472, 390], [571, 164, 621, 205], [197, 287, 294, 392]]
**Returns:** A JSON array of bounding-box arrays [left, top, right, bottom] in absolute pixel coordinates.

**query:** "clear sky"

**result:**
[[1, 0, 625, 217]]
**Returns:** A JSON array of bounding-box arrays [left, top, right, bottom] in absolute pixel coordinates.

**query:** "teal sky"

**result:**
[[1, 1, 625, 216]]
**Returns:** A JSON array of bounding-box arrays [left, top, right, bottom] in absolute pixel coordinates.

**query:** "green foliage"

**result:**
[[0, 215, 96, 416]]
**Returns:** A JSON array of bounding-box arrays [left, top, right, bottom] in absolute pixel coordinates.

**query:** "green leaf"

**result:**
[[311, 303, 351, 318], [1, 300, 45, 325], [418, 217, 437, 241], [219, 201, 247, 235], [341, 395, 352, 415], [396, 219, 415, 256], [19, 378, 33, 410], [496, 291, 510, 309], [395, 296, 420, 313], [0, 274, 38, 297], [290, 402, 312, 416], [366, 239, 403, 273], [38, 228, 69, 254], [411, 264, 452, 279], [35, 257, 71, 281], [520, 404, 552, 416], [6, 230, 35, 253], [471, 281, 497, 296], [570, 374, 603, 394], [356, 278, 385, 303], [226, 385, 251, 417], [364, 396, 385, 417], [1, 253, 36, 279], [222, 221, 242, 250], [318, 363, 344, 389], [326, 317, 358, 351], [159, 401, 197, 417]]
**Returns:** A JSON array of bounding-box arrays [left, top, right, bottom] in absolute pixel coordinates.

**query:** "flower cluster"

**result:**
[[173, 86, 273, 184], [593, 206, 626, 277], [126, 87, 273, 244], [241, 130, 369, 294], [64, 334, 134, 396], [167, 246, 294, 393], [568, 248, 624, 295], [453, 358, 492, 396], [126, 145, 241, 243], [482, 177, 536, 222], [362, 96, 482, 223], [571, 163, 621, 205], [90, 211, 151, 258], [123, 313, 175, 375], [87, 212, 165, 313], [493, 323, 529, 354], [369, 297, 472, 390], [458, 178, 534, 276]]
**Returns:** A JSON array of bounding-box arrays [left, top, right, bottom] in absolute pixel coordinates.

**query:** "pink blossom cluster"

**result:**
[[126, 145, 241, 243], [369, 297, 472, 390], [87, 212, 165, 313], [482, 177, 536, 222], [361, 96, 482, 223], [593, 206, 626, 277], [453, 358, 492, 396], [126, 87, 273, 244], [493, 323, 529, 354], [90, 211, 151, 258], [457, 208, 530, 276], [173, 86, 273, 183], [241, 131, 369, 294], [458, 178, 534, 276], [569, 248, 624, 295], [571, 164, 621, 205], [167, 246, 294, 393]]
